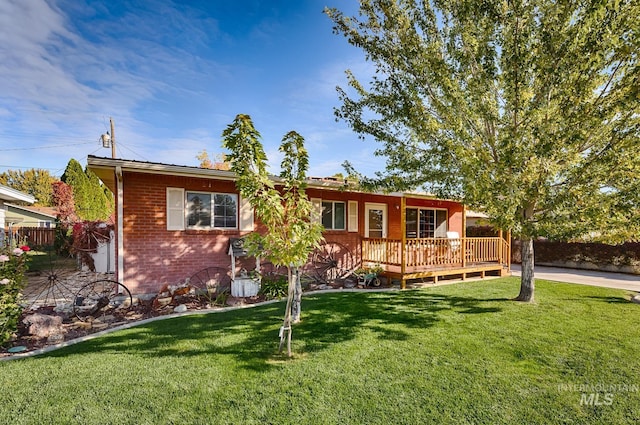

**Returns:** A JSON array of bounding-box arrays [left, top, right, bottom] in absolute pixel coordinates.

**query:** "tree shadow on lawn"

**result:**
[[584, 295, 633, 304], [44, 290, 504, 370]]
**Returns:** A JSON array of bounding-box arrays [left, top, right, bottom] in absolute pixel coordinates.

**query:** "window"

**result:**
[[186, 191, 237, 229], [321, 201, 346, 230], [406, 208, 447, 238]]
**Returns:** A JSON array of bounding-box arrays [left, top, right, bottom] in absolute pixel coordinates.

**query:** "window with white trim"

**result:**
[[405, 208, 447, 238], [168, 188, 251, 231], [321, 201, 346, 230], [186, 191, 237, 229]]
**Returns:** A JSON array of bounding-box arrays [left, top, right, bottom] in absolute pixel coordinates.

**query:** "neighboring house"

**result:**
[[466, 210, 490, 227], [0, 184, 35, 234], [87, 155, 510, 294], [5, 204, 57, 228]]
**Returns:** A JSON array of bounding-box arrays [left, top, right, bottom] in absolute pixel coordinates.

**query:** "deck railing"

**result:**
[[362, 236, 510, 269]]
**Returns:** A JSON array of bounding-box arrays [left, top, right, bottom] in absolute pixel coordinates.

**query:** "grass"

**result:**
[[23, 249, 78, 280], [1, 277, 639, 424]]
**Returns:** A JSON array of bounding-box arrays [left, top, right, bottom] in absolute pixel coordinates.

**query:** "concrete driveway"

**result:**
[[511, 264, 640, 292]]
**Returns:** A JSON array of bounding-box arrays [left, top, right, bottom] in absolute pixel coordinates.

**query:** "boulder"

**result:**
[[23, 313, 66, 339]]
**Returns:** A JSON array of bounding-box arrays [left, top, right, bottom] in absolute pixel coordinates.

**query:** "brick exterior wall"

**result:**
[[117, 172, 466, 294], [121, 172, 249, 293]]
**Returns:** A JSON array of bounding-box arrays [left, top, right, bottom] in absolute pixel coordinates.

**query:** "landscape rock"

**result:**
[[173, 304, 188, 313], [47, 333, 65, 344], [631, 294, 640, 304], [23, 313, 66, 339], [225, 297, 244, 307]]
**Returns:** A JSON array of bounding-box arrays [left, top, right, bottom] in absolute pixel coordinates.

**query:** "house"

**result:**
[[87, 155, 510, 294], [466, 210, 490, 227], [5, 204, 57, 228], [0, 184, 35, 245]]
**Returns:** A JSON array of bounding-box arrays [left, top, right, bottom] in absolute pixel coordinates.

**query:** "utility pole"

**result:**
[[109, 117, 116, 158]]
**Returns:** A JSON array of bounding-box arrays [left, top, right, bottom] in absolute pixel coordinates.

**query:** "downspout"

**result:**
[[116, 166, 124, 285]]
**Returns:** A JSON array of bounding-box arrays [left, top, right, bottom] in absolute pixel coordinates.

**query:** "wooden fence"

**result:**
[[2, 227, 56, 248]]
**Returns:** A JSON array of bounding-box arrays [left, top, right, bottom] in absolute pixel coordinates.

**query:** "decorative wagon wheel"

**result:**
[[22, 249, 79, 312], [186, 266, 232, 304], [73, 279, 132, 321], [311, 241, 355, 283]]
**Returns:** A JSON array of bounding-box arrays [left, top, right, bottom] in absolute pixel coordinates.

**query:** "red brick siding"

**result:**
[[117, 174, 466, 293], [121, 172, 249, 294]]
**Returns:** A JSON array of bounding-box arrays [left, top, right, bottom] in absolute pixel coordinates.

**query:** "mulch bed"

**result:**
[[1, 293, 268, 358], [2, 274, 390, 358]]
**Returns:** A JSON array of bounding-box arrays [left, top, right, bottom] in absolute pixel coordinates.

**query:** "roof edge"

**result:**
[[0, 184, 35, 204], [86, 156, 453, 201]]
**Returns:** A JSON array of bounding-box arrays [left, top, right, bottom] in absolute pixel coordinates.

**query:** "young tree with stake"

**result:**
[[222, 114, 323, 356]]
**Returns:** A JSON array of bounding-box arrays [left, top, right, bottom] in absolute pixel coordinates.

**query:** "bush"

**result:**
[[466, 226, 499, 237], [259, 274, 288, 300], [0, 245, 31, 346], [511, 240, 640, 268]]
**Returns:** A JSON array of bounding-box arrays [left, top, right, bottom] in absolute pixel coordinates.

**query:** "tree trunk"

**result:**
[[279, 267, 295, 357], [515, 237, 535, 302], [291, 267, 302, 323]]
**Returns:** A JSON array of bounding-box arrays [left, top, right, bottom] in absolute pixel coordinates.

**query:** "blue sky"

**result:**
[[0, 0, 380, 178]]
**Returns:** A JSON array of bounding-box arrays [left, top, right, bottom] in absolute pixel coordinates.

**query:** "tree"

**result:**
[[197, 150, 232, 171], [61, 159, 90, 219], [222, 114, 323, 356], [85, 167, 114, 221], [196, 150, 214, 169], [51, 181, 78, 255], [326, 0, 640, 302], [0, 169, 57, 206], [61, 159, 112, 221]]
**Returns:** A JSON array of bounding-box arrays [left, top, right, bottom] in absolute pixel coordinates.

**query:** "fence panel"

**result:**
[[3, 227, 56, 248]]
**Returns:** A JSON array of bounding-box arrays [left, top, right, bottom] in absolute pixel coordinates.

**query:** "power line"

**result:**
[[0, 164, 63, 171], [0, 141, 96, 152], [116, 141, 150, 162]]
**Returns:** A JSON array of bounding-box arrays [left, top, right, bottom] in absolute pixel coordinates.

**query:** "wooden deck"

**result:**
[[362, 236, 511, 288]]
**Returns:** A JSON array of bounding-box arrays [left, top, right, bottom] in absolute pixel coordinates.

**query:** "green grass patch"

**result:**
[[26, 250, 77, 274], [1, 278, 639, 424]]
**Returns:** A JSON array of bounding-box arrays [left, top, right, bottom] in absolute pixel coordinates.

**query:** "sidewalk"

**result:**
[[511, 264, 640, 292]]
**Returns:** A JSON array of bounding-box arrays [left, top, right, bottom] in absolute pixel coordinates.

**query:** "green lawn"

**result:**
[[1, 277, 639, 424]]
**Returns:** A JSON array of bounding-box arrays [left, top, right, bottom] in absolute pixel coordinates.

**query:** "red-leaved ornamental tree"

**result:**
[[52, 181, 78, 254]]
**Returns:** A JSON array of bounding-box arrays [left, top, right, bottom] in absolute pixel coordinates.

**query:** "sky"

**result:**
[[0, 0, 381, 179]]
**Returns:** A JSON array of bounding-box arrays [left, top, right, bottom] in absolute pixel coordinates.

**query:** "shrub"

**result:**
[[259, 274, 288, 300], [0, 245, 31, 346]]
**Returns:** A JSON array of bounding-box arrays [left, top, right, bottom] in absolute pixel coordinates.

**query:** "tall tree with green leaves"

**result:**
[[326, 0, 640, 302], [61, 159, 112, 221], [222, 114, 323, 357], [86, 167, 114, 221], [0, 169, 57, 206], [61, 159, 90, 219]]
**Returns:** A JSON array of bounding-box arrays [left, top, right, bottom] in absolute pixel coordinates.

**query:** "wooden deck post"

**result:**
[[400, 196, 406, 289], [462, 204, 467, 268], [507, 229, 512, 272], [499, 229, 503, 265]]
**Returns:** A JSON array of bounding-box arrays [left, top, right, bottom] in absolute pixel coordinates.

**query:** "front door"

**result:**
[[365, 203, 387, 238]]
